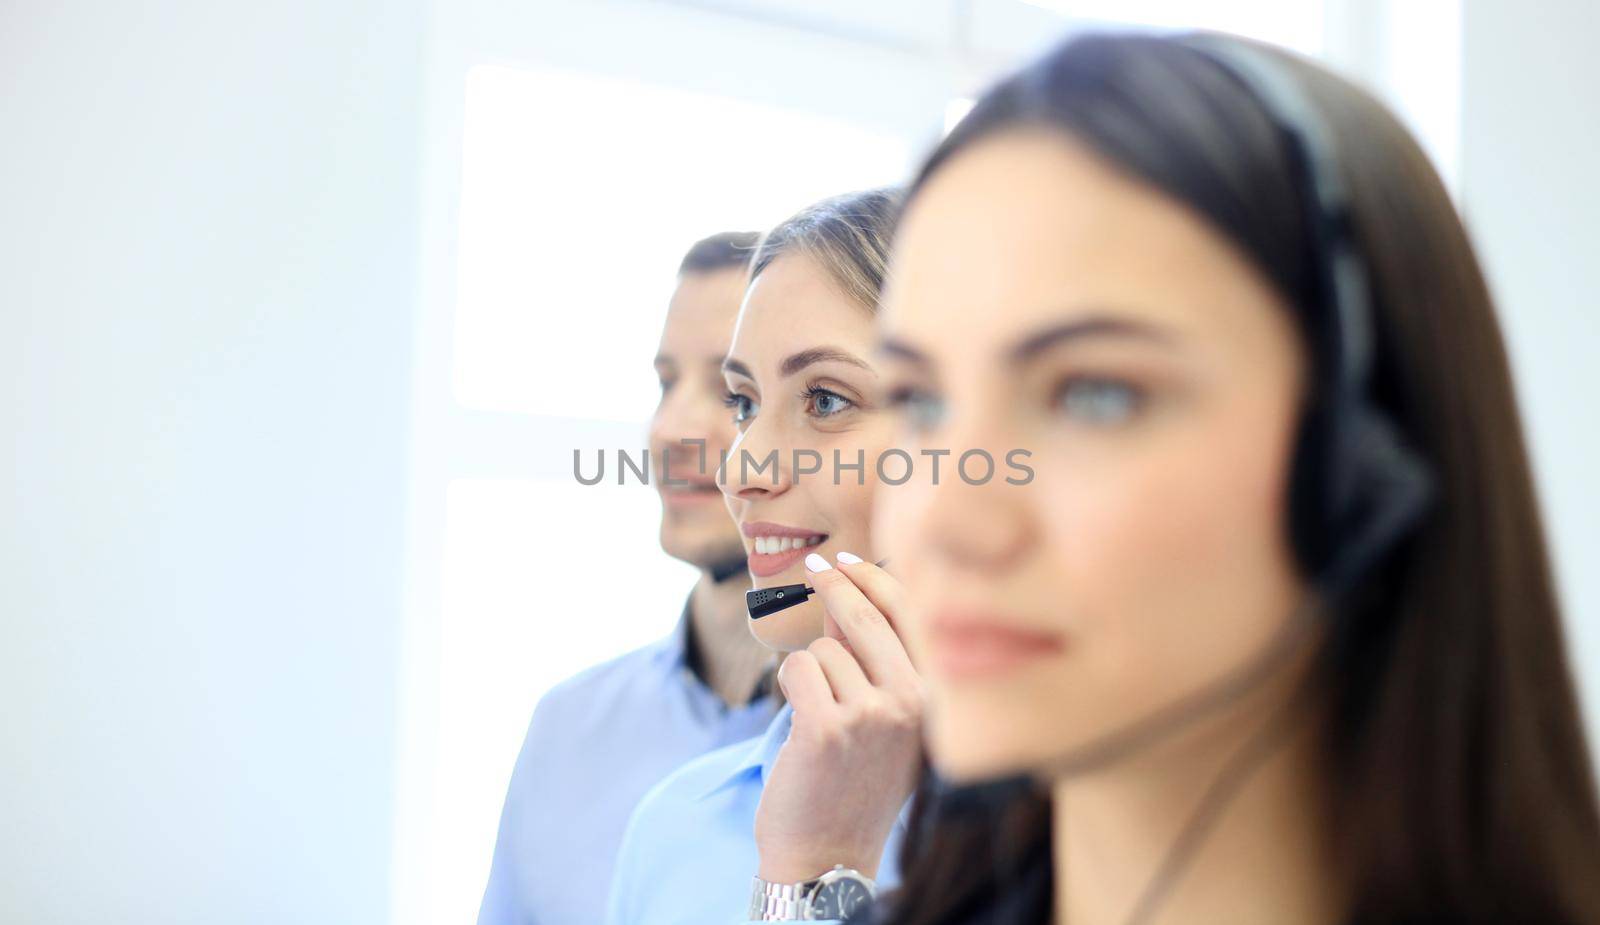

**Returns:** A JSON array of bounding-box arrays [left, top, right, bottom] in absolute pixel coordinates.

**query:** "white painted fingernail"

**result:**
[[836, 551, 863, 565], [805, 552, 832, 572]]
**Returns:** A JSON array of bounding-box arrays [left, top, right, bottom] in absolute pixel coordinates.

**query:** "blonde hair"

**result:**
[[749, 188, 903, 311]]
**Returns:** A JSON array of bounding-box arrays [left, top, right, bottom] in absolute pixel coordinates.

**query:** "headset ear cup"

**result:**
[[1297, 406, 1436, 597], [1288, 400, 1339, 582], [1331, 411, 1435, 591]]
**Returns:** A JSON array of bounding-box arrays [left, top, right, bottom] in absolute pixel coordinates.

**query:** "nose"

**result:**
[[718, 416, 792, 503], [650, 380, 733, 479], [650, 381, 725, 447], [913, 419, 1034, 571], [919, 477, 1033, 569]]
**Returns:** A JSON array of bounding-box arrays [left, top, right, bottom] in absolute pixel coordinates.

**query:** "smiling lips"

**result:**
[[742, 521, 828, 578]]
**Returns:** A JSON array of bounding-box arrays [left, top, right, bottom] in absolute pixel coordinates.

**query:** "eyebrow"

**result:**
[[780, 347, 873, 378], [1009, 314, 1175, 361], [875, 313, 1174, 369], [722, 346, 875, 381], [876, 337, 929, 367], [659, 351, 730, 363]]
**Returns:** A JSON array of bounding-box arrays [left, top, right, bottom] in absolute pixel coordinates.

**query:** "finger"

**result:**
[[833, 553, 907, 632], [807, 636, 873, 703], [777, 650, 838, 716], [804, 553, 916, 687], [819, 605, 854, 659]]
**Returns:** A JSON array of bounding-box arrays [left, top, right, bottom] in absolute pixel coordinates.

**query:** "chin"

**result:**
[[750, 562, 802, 588], [925, 692, 1066, 784], [927, 739, 1042, 785], [747, 596, 825, 652]]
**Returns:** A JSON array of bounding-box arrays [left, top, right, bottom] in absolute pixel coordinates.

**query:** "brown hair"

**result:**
[[678, 230, 761, 276], [882, 32, 1600, 925], [750, 188, 902, 311]]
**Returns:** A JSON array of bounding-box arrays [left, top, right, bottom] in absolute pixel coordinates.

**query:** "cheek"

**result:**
[[806, 455, 879, 557], [646, 408, 669, 454], [871, 480, 922, 570], [1063, 453, 1279, 580], [1046, 418, 1301, 679], [710, 423, 738, 455], [816, 422, 898, 553], [871, 480, 936, 664]]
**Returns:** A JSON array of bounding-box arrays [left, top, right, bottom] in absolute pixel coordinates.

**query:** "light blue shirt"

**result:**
[[605, 704, 908, 925], [478, 600, 780, 925]]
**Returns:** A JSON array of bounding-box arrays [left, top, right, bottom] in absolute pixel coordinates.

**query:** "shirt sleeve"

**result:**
[[476, 712, 546, 925]]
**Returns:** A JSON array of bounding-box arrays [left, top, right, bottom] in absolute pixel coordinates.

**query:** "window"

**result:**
[[455, 64, 916, 421]]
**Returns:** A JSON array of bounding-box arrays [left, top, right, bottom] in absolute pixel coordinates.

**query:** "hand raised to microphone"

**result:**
[[754, 552, 925, 884]]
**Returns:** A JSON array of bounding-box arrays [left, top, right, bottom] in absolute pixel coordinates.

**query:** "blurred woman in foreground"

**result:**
[[855, 31, 1600, 925]]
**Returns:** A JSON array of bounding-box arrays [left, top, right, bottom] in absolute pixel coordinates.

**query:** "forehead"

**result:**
[[659, 268, 746, 354], [881, 129, 1284, 352], [729, 252, 876, 371]]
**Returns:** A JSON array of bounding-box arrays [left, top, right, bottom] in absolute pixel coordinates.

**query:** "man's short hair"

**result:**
[[678, 231, 761, 276]]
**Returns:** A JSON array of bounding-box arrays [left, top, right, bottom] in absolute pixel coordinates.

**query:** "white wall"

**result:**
[[1459, 0, 1600, 742], [0, 2, 423, 922]]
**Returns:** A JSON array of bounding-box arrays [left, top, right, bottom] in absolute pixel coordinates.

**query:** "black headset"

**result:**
[[1181, 33, 1436, 599]]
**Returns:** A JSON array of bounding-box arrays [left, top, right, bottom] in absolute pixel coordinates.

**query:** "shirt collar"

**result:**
[[698, 703, 794, 800], [651, 595, 696, 672], [657, 592, 778, 704]]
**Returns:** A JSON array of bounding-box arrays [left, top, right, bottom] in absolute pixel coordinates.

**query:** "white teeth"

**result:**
[[753, 535, 826, 555]]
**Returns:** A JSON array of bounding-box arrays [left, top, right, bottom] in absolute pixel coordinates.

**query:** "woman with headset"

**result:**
[[758, 31, 1600, 925]]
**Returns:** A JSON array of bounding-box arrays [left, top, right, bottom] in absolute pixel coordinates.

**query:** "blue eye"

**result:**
[[1054, 377, 1143, 425], [806, 387, 854, 418], [886, 385, 944, 431], [723, 391, 758, 425]]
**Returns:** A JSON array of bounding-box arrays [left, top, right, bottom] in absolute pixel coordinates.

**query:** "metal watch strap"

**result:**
[[748, 876, 808, 921], [749, 866, 877, 921]]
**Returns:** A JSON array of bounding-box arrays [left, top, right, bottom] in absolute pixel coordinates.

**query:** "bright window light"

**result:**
[[1019, 0, 1325, 55], [453, 65, 915, 422], [1376, 0, 1461, 189], [944, 96, 976, 134]]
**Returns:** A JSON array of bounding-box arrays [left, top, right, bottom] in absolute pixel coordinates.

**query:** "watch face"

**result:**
[[811, 875, 873, 920]]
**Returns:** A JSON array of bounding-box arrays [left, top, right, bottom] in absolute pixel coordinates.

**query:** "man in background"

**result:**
[[477, 233, 781, 925]]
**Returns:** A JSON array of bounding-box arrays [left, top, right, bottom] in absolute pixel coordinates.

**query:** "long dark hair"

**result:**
[[882, 32, 1600, 925]]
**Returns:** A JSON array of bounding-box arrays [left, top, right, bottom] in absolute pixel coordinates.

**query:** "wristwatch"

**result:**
[[749, 865, 877, 921]]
